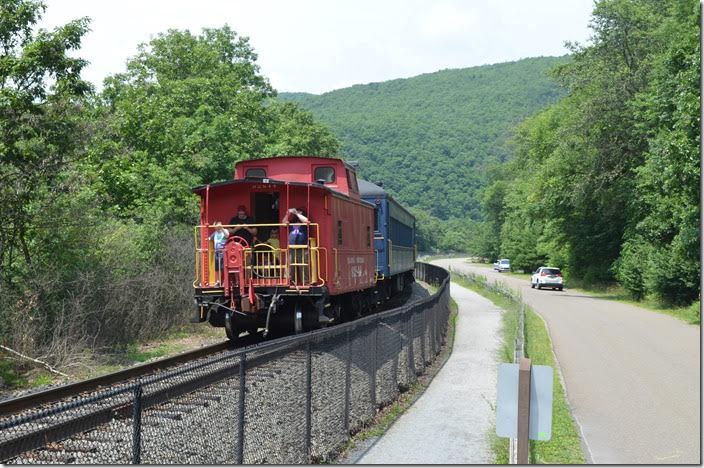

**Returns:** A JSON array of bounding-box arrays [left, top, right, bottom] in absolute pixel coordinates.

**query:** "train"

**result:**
[[191, 156, 416, 339]]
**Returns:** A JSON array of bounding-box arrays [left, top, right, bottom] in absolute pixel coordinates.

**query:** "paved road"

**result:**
[[436, 259, 701, 464], [356, 282, 503, 464]]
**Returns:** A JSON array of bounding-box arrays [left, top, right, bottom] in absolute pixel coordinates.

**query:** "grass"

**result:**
[[0, 360, 28, 388], [334, 296, 459, 463], [524, 308, 586, 464], [569, 282, 700, 325], [0, 322, 226, 397], [451, 271, 586, 464], [122, 342, 188, 363], [0, 360, 58, 390]]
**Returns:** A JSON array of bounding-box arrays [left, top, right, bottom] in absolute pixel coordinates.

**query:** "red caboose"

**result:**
[[192, 156, 381, 337]]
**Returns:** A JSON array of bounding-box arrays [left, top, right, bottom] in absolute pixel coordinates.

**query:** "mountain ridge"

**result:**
[[279, 55, 569, 223]]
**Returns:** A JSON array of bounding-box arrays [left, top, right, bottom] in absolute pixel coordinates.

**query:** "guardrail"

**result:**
[[0, 262, 451, 464]]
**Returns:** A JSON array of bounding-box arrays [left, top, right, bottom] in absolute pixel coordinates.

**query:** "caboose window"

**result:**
[[337, 220, 343, 245], [246, 168, 266, 178], [314, 166, 336, 183], [346, 170, 359, 192]]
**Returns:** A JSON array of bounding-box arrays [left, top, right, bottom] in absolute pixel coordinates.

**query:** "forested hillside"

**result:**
[[281, 57, 568, 249], [479, 0, 700, 308]]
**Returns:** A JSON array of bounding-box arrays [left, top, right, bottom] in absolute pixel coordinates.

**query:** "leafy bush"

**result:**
[[614, 239, 650, 300]]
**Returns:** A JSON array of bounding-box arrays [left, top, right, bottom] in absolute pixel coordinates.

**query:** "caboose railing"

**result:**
[[193, 223, 326, 289]]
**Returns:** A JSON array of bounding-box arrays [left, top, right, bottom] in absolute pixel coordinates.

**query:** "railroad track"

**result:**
[[0, 330, 273, 418], [0, 285, 425, 463], [0, 328, 310, 463]]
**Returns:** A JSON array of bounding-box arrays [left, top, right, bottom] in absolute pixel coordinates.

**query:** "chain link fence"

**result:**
[[1, 262, 451, 464]]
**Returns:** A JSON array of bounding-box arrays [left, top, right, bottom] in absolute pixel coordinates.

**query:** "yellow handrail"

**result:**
[[208, 238, 215, 286], [195, 222, 332, 289]]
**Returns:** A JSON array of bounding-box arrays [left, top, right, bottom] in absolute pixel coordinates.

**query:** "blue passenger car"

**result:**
[[359, 179, 416, 291]]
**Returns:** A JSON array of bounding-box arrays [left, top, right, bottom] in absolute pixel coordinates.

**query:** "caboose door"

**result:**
[[252, 192, 279, 240]]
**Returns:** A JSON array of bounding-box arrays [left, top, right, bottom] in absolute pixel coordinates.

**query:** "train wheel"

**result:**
[[330, 303, 342, 323], [225, 312, 240, 340], [294, 302, 303, 334]]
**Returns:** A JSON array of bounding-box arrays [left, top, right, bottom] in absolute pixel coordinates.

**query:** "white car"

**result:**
[[494, 259, 510, 272], [531, 267, 564, 291]]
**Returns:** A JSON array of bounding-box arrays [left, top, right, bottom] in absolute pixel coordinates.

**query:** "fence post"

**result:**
[[407, 309, 415, 376], [392, 317, 400, 392], [517, 358, 532, 464], [420, 307, 426, 366], [370, 321, 377, 414], [344, 328, 352, 434], [237, 354, 246, 464], [131, 383, 143, 464], [305, 341, 312, 462], [510, 301, 527, 464], [431, 301, 437, 356]]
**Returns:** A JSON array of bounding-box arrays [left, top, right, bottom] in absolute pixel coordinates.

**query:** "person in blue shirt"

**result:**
[[282, 208, 309, 284], [209, 222, 229, 285]]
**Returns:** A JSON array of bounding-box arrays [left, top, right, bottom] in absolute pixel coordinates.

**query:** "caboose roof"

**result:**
[[358, 179, 386, 197], [191, 178, 374, 208], [234, 156, 356, 171]]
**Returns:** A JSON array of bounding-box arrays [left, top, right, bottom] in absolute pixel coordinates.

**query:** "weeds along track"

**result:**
[[0, 264, 451, 464]]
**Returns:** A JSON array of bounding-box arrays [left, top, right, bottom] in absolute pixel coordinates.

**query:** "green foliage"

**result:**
[[524, 309, 586, 464], [480, 0, 700, 306], [91, 26, 339, 231], [0, 14, 341, 371], [0, 0, 91, 284], [122, 342, 187, 363], [262, 100, 340, 156], [613, 238, 650, 300], [281, 57, 568, 251], [0, 359, 28, 387]]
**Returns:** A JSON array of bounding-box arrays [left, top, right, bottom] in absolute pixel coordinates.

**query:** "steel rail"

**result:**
[[0, 333, 324, 462], [0, 264, 449, 463], [0, 341, 233, 417]]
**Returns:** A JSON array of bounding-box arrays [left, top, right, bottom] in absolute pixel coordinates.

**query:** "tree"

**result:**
[[480, 0, 700, 304], [262, 101, 340, 157], [92, 26, 339, 228], [616, 0, 700, 305], [0, 0, 91, 284]]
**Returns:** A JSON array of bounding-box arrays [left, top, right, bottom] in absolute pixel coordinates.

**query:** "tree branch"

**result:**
[[0, 345, 69, 377]]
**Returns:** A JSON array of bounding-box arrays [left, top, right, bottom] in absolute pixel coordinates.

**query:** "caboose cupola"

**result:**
[[234, 156, 361, 199]]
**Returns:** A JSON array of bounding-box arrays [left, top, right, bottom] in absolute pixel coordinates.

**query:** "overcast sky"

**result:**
[[42, 0, 595, 94]]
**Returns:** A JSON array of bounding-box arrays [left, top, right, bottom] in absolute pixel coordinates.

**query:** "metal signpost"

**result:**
[[496, 358, 553, 464]]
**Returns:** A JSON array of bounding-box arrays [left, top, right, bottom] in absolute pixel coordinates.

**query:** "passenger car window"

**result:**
[[314, 166, 336, 183], [246, 168, 266, 178]]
